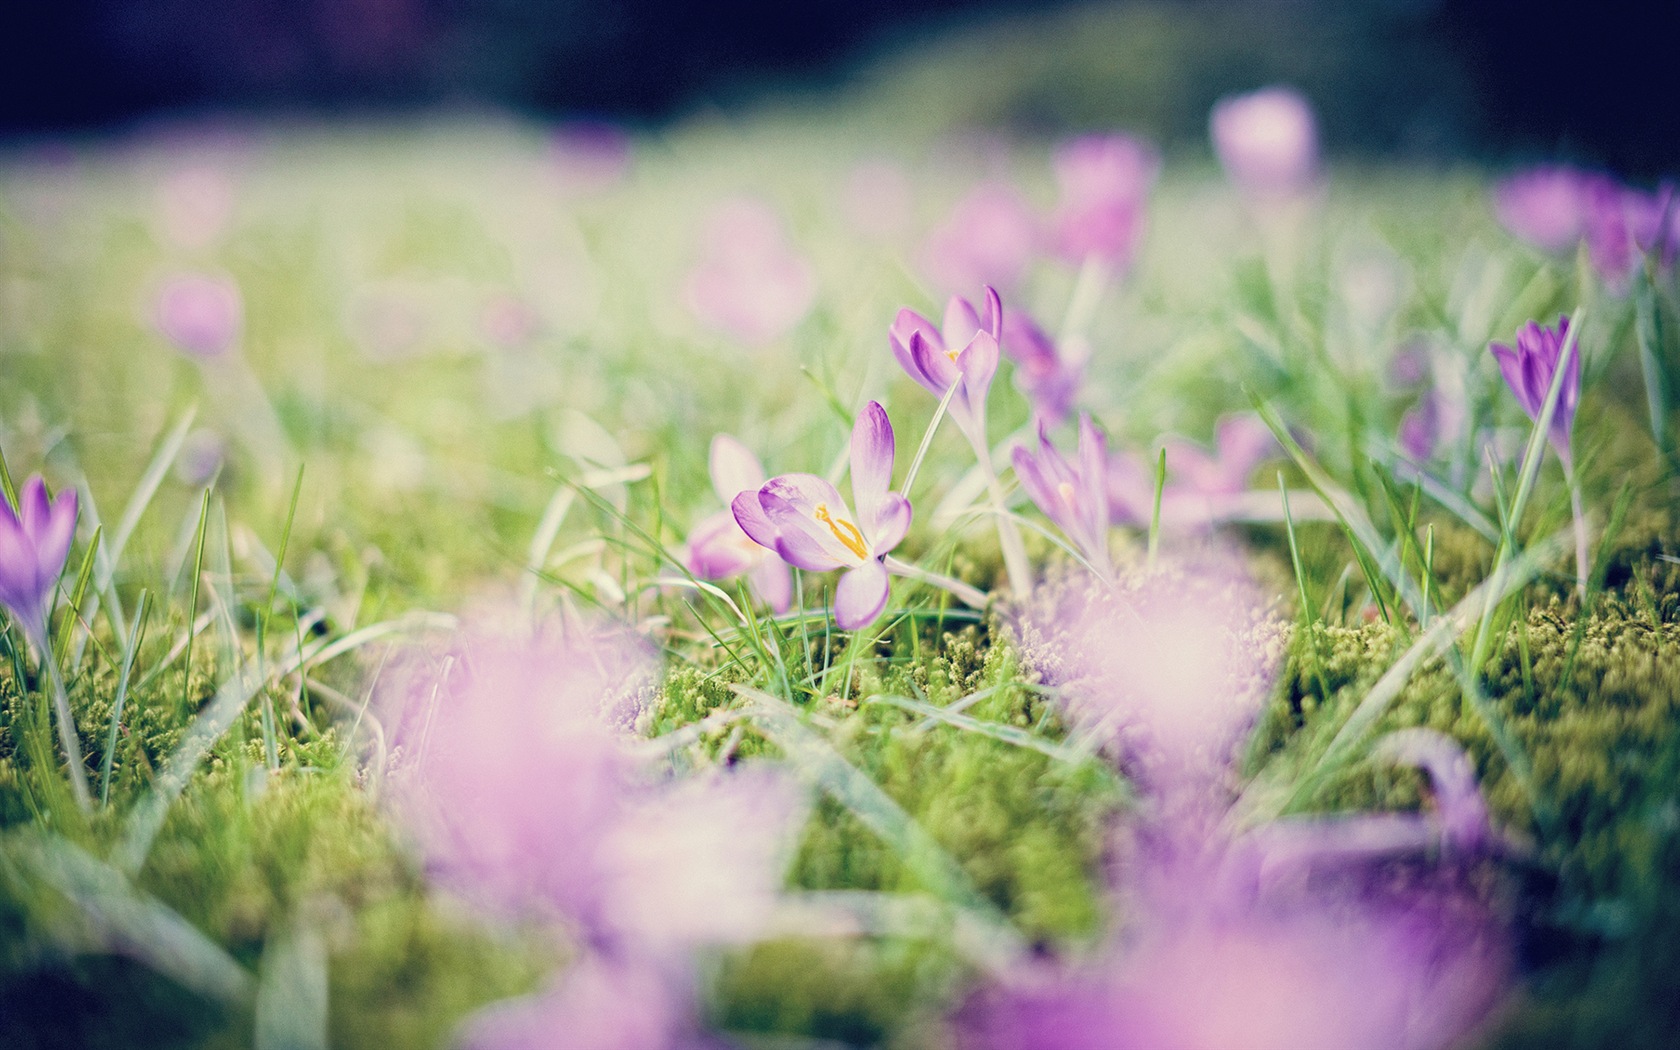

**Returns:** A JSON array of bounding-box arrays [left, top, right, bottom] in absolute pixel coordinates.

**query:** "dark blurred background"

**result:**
[[4, 0, 1677, 174]]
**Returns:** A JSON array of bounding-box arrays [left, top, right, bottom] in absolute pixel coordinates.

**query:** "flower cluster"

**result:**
[[382, 613, 807, 1049], [1495, 166, 1677, 290]]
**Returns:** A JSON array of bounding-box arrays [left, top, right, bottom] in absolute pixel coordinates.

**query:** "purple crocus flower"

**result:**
[[1001, 308, 1085, 426], [459, 957, 693, 1050], [154, 271, 243, 359], [1106, 415, 1278, 527], [1494, 165, 1590, 254], [921, 182, 1039, 293], [683, 197, 817, 347], [1488, 316, 1579, 466], [1012, 415, 1112, 575], [733, 401, 911, 631], [1049, 133, 1159, 268], [889, 287, 1003, 447], [1011, 554, 1281, 792], [1210, 87, 1321, 199], [0, 475, 78, 648], [685, 435, 793, 614]]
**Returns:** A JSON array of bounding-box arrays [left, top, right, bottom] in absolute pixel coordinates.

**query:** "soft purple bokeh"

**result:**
[[1012, 415, 1112, 575], [478, 293, 540, 348], [1011, 555, 1282, 791], [1106, 415, 1278, 527], [154, 272, 243, 359], [1001, 308, 1085, 426], [683, 198, 817, 346], [955, 726, 1513, 1050], [0, 475, 78, 648], [459, 957, 699, 1050], [1049, 133, 1159, 268], [921, 182, 1039, 293], [1495, 166, 1678, 290], [685, 434, 793, 614], [1210, 87, 1321, 199], [732, 401, 910, 630], [889, 286, 1003, 448], [1488, 316, 1579, 466]]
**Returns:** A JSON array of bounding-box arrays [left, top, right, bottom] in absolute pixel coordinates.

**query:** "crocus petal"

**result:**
[[749, 556, 794, 614], [942, 294, 985, 348], [1488, 343, 1533, 417], [1012, 441, 1062, 522], [760, 483, 856, 572], [834, 559, 890, 631], [849, 400, 895, 526], [686, 512, 760, 580], [908, 330, 961, 395], [868, 493, 912, 556], [957, 330, 999, 413], [981, 285, 1003, 341], [35, 488, 77, 589], [732, 490, 780, 551], [710, 434, 766, 505], [18, 476, 52, 540], [890, 309, 943, 391]]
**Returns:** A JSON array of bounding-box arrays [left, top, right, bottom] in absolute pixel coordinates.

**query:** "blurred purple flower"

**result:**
[[1001, 308, 1085, 426], [383, 619, 655, 928], [459, 957, 695, 1050], [1012, 555, 1281, 790], [1494, 166, 1590, 254], [1012, 415, 1113, 575], [0, 474, 78, 648], [479, 293, 540, 348], [1049, 133, 1159, 268], [1488, 316, 1579, 466], [733, 401, 911, 631], [921, 182, 1039, 293], [1210, 87, 1321, 199], [1107, 415, 1277, 527], [685, 434, 793, 614], [683, 198, 817, 346], [957, 873, 1509, 1050], [889, 286, 1002, 447], [154, 272, 243, 359], [1495, 167, 1678, 290]]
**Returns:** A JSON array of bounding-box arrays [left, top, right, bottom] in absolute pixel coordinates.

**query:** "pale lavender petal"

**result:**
[[459, 958, 689, 1050], [731, 490, 780, 551], [849, 400, 895, 526], [942, 294, 984, 347], [958, 330, 999, 414], [890, 309, 943, 390], [761, 472, 846, 516], [1012, 440, 1064, 528], [1212, 415, 1276, 490], [748, 556, 793, 614], [981, 285, 1003, 341], [909, 330, 961, 395], [18, 476, 50, 538], [868, 493, 912, 555], [35, 488, 76, 592], [598, 765, 808, 948], [760, 482, 855, 571], [709, 434, 765, 505], [686, 512, 759, 580], [834, 559, 890, 630]]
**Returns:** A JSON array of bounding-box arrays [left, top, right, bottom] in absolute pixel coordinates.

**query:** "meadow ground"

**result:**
[[0, 75, 1677, 1050]]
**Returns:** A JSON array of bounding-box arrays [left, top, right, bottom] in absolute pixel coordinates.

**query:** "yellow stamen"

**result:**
[[1057, 480, 1078, 508], [814, 504, 869, 560]]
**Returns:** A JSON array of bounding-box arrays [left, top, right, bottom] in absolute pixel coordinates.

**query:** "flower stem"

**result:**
[[967, 428, 1033, 596], [39, 635, 91, 811], [1567, 464, 1589, 595], [883, 556, 987, 610]]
